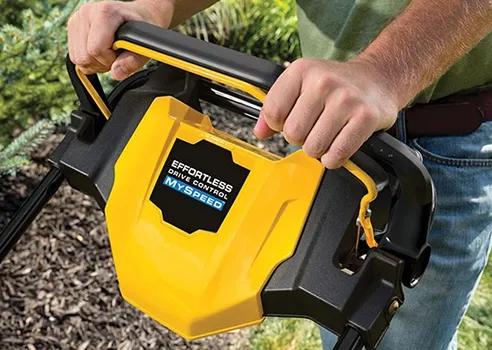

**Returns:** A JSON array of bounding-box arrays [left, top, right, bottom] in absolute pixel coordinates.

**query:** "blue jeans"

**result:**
[[321, 114, 492, 350]]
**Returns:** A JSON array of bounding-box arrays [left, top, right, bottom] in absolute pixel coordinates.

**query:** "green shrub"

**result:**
[[178, 0, 301, 63], [0, 0, 86, 174], [0, 0, 83, 140]]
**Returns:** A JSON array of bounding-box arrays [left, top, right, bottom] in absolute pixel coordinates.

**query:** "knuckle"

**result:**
[[315, 75, 330, 91], [72, 55, 92, 67], [321, 157, 339, 169], [291, 57, 310, 72], [125, 54, 145, 71], [356, 106, 377, 125], [79, 3, 93, 15], [329, 143, 350, 164], [77, 65, 96, 75], [314, 72, 336, 91], [67, 14, 76, 27], [336, 88, 353, 106], [261, 102, 283, 129], [303, 139, 326, 158], [86, 44, 101, 58], [97, 1, 115, 15], [283, 121, 304, 146]]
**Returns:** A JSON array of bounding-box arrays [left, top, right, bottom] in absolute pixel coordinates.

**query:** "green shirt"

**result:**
[[296, 0, 492, 104]]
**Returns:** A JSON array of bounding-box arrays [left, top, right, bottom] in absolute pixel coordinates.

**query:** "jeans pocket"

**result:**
[[408, 123, 492, 168]]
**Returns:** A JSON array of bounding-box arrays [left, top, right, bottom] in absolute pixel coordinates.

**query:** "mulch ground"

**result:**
[[0, 104, 289, 350]]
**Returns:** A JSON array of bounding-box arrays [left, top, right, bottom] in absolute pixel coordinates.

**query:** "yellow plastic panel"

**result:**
[[104, 97, 324, 339]]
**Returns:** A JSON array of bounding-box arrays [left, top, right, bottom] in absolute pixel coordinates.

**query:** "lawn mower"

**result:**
[[0, 21, 435, 350]]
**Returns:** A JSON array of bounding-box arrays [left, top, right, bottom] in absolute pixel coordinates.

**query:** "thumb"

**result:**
[[254, 112, 277, 139], [110, 51, 149, 80]]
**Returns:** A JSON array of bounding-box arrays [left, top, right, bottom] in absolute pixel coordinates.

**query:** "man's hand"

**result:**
[[68, 0, 174, 80], [255, 58, 398, 169], [256, 0, 492, 170]]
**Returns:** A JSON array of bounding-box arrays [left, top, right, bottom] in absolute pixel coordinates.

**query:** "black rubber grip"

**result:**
[[114, 21, 285, 90]]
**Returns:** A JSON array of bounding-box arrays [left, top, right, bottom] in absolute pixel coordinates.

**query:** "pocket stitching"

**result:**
[[410, 139, 492, 167]]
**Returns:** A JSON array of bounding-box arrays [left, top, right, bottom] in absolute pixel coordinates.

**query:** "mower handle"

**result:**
[[67, 20, 285, 121], [115, 21, 285, 91]]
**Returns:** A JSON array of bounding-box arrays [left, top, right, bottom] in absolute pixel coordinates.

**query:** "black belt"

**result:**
[[387, 88, 492, 138]]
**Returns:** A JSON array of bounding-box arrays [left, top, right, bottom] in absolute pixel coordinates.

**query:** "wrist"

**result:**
[[349, 52, 412, 111], [133, 0, 175, 28]]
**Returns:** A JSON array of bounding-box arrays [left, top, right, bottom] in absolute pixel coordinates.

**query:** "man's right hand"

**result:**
[[68, 0, 174, 80]]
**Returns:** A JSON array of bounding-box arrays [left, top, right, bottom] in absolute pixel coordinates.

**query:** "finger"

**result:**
[[68, 10, 107, 74], [302, 88, 358, 158], [302, 108, 348, 159], [67, 12, 79, 65], [254, 116, 277, 139], [110, 51, 149, 80], [86, 3, 122, 68], [67, 11, 90, 66], [320, 118, 373, 169], [282, 91, 325, 146], [258, 66, 302, 133]]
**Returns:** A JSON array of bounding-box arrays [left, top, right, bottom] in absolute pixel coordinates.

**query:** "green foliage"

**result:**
[[247, 317, 322, 350], [0, 119, 55, 176], [0, 0, 34, 26], [0, 0, 84, 144], [0, 0, 68, 25], [179, 0, 301, 63], [0, 0, 88, 173]]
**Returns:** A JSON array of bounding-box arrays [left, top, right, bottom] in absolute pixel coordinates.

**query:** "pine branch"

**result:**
[[0, 119, 55, 175], [0, 0, 83, 63]]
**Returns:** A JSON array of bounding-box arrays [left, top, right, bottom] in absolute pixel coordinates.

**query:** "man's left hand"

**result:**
[[254, 58, 399, 169]]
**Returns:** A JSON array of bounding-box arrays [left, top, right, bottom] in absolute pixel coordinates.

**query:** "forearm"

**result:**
[[357, 0, 492, 109], [136, 0, 219, 28]]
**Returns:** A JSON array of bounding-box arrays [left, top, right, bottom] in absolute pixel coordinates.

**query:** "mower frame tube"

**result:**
[[0, 168, 65, 263]]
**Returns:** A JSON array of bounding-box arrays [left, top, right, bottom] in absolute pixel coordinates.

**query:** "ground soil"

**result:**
[[0, 104, 289, 350]]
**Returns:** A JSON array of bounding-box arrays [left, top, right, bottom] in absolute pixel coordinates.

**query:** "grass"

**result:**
[[457, 257, 492, 349], [246, 259, 492, 349], [247, 317, 322, 350]]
